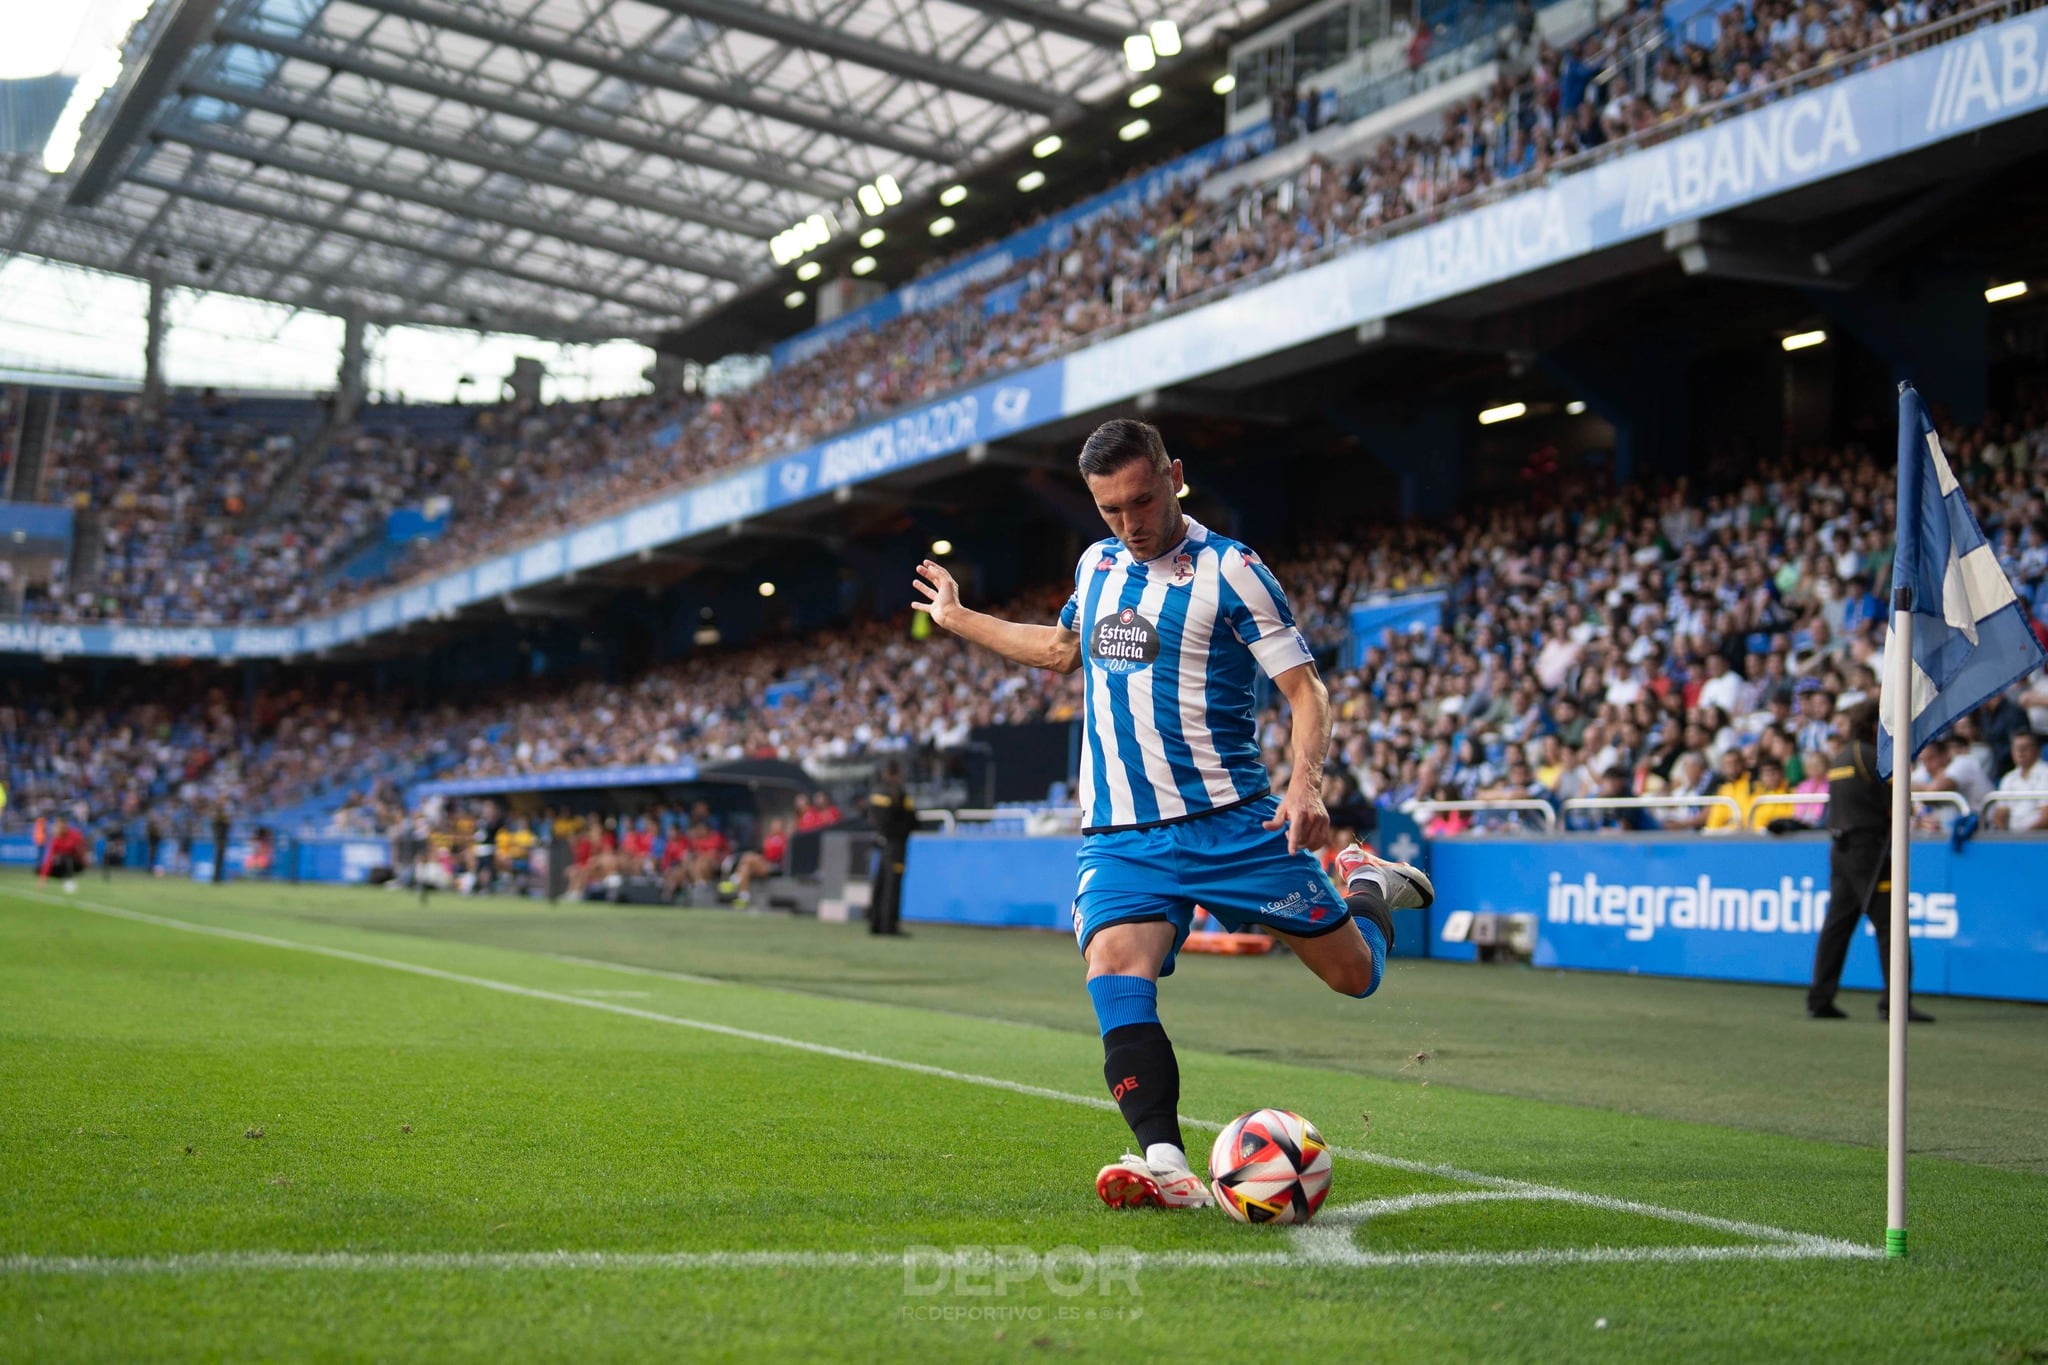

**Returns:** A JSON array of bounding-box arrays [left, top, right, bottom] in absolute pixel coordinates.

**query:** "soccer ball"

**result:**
[[1208, 1108, 1333, 1224]]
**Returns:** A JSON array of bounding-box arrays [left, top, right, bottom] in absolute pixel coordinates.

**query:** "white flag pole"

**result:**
[[1885, 586, 1912, 1259]]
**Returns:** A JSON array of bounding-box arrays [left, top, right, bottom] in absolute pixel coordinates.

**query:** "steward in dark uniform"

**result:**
[[867, 764, 917, 936], [210, 805, 231, 884], [1806, 700, 1929, 1021], [101, 818, 126, 881]]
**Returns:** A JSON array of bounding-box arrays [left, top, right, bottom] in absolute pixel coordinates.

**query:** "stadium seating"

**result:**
[[28, 390, 323, 623], [7, 0, 1962, 629], [9, 408, 2045, 843], [315, 0, 1964, 609]]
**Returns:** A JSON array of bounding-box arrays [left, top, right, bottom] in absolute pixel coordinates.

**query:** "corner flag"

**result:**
[[1875, 384, 2046, 1263], [1877, 385, 2046, 779]]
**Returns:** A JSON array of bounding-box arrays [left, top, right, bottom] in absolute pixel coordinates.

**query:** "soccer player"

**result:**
[[618, 816, 657, 877], [39, 816, 89, 893], [913, 419, 1433, 1210], [719, 818, 786, 907]]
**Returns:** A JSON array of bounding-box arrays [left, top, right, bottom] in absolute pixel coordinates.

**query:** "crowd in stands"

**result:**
[[25, 391, 704, 627], [1279, 412, 2048, 836], [31, 391, 305, 622], [11, 395, 2048, 852], [1, 673, 459, 841], [423, 592, 1078, 788], [6, 0, 2036, 857], [16, 0, 1971, 627], [0, 582, 1079, 842]]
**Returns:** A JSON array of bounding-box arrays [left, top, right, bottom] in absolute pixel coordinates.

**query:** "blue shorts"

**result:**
[[1073, 795, 1350, 976]]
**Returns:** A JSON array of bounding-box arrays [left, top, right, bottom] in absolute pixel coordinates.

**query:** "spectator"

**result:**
[[1697, 654, 1743, 716], [1794, 678, 1837, 755], [1976, 692, 2029, 780], [1912, 735, 1993, 820], [1989, 729, 2048, 831], [1704, 747, 1755, 832], [1748, 758, 1801, 830]]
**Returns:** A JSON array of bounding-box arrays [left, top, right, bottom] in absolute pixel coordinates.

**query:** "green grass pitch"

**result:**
[[3, 875, 2046, 1362]]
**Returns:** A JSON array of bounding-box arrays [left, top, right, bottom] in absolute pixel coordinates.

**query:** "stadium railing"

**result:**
[[1559, 794, 1744, 829], [1403, 798, 1560, 833], [1980, 792, 2048, 829], [1738, 790, 1974, 830]]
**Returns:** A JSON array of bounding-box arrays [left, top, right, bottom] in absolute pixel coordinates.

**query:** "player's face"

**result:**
[[1084, 457, 1184, 560]]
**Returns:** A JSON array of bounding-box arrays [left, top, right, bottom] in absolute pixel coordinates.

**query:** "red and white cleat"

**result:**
[[1095, 1154, 1215, 1210], [1332, 843, 1434, 910]]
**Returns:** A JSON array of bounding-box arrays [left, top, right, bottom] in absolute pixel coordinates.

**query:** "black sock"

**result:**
[[1102, 1022, 1183, 1153], [1347, 886, 1396, 956]]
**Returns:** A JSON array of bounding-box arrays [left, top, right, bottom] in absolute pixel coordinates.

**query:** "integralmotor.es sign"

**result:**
[[1544, 870, 1959, 942]]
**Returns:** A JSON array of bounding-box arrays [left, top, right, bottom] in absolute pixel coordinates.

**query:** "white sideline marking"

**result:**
[[545, 953, 726, 987], [0, 1192, 1876, 1279], [0, 1239, 1864, 1278], [6, 887, 1880, 1268]]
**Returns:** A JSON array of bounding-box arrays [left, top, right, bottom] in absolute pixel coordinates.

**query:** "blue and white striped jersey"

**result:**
[[1058, 517, 1315, 833]]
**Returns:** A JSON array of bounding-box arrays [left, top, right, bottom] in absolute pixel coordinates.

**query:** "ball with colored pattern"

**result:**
[[1208, 1108, 1333, 1224]]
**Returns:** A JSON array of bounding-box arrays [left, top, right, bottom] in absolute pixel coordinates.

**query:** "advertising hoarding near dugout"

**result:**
[[14, 5, 2048, 661]]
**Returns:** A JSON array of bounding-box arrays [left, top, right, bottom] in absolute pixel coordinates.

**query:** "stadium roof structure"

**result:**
[[0, 0, 1265, 344]]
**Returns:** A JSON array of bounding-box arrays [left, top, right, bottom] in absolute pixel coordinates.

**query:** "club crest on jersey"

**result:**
[[1091, 608, 1161, 674], [1239, 549, 1261, 566], [1094, 555, 1116, 573], [1170, 553, 1195, 586]]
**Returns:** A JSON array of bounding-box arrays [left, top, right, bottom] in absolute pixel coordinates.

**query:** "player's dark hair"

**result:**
[[1846, 698, 1880, 743], [1077, 419, 1169, 479]]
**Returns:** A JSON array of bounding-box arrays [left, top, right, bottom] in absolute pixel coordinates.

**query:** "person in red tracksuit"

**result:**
[[40, 817, 88, 891], [686, 818, 730, 894]]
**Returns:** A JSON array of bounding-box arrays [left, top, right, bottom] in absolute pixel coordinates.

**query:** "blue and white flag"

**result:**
[[1877, 386, 2047, 777]]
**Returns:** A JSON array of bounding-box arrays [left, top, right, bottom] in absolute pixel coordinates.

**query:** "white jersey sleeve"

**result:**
[[1218, 546, 1315, 679]]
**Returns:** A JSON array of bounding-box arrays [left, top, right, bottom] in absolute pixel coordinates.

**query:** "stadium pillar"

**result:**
[[1537, 339, 1694, 487], [141, 270, 167, 417], [1808, 272, 1988, 425], [336, 306, 368, 426]]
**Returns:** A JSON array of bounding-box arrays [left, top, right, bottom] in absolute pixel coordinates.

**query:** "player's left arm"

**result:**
[[1263, 661, 1332, 855]]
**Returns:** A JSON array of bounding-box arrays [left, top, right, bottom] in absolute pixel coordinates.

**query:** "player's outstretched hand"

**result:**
[[1264, 787, 1330, 856], [911, 559, 961, 629]]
